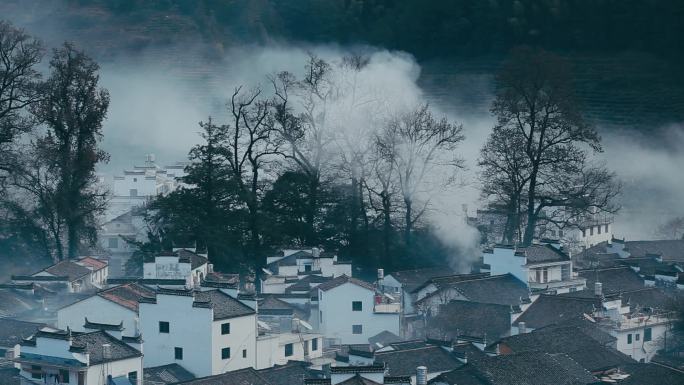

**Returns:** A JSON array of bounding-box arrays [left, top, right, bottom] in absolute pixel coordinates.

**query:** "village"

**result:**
[[1, 155, 684, 385]]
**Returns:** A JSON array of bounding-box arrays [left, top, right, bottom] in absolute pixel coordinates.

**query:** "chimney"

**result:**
[[312, 247, 320, 258], [416, 366, 428, 385], [377, 268, 384, 291], [517, 322, 527, 334], [594, 282, 603, 297], [102, 344, 111, 360]]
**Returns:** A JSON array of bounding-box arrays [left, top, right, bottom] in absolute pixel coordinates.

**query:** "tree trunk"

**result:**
[[522, 174, 538, 246], [306, 176, 319, 246], [382, 191, 392, 261], [404, 197, 412, 248]]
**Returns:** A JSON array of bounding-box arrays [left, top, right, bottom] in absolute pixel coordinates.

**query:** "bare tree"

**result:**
[[378, 104, 464, 247], [0, 21, 43, 175], [656, 216, 684, 240], [478, 125, 531, 244], [270, 55, 336, 245], [225, 86, 280, 261], [489, 47, 619, 246]]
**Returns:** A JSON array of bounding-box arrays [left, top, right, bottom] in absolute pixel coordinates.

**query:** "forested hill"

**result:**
[[4, 0, 684, 61]]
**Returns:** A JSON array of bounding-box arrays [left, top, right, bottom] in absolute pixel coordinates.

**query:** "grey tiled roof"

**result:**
[[387, 267, 455, 293], [513, 294, 598, 329], [176, 368, 268, 385], [43, 260, 92, 281], [417, 274, 529, 307], [426, 300, 513, 341], [518, 244, 570, 264], [143, 364, 196, 385], [620, 363, 684, 385], [578, 267, 645, 294], [368, 331, 403, 348], [257, 362, 311, 385], [176, 249, 209, 270], [0, 318, 45, 348], [375, 345, 462, 377], [69, 331, 142, 364], [193, 290, 255, 320], [624, 240, 684, 261], [316, 275, 376, 292], [494, 326, 633, 372], [451, 351, 598, 385], [175, 362, 311, 385], [98, 283, 156, 312]]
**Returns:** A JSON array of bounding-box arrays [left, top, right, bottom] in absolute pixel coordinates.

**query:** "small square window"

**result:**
[[242, 349, 247, 358], [304, 264, 312, 272], [644, 328, 652, 342], [285, 343, 293, 357], [221, 347, 230, 360], [174, 347, 183, 360], [352, 324, 363, 334], [221, 323, 230, 335], [159, 321, 169, 333], [352, 301, 362, 311], [312, 338, 318, 351]]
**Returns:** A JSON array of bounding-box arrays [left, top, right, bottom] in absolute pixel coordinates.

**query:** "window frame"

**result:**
[[159, 321, 170, 333], [352, 301, 363, 311], [627, 334, 632, 344], [644, 328, 652, 342], [312, 338, 318, 351], [221, 322, 230, 335], [284, 343, 294, 357], [60, 369, 70, 384], [352, 324, 363, 334], [221, 347, 231, 360], [174, 347, 183, 360]]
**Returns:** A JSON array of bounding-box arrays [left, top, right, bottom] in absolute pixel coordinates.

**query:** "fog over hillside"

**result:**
[[4, 0, 683, 246]]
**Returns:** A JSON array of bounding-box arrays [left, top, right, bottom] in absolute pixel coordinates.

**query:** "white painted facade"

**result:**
[[262, 248, 353, 294], [142, 254, 208, 288], [317, 282, 400, 345], [57, 296, 139, 338], [107, 155, 187, 222], [138, 290, 257, 377], [255, 333, 323, 369], [17, 332, 142, 385], [483, 246, 585, 294]]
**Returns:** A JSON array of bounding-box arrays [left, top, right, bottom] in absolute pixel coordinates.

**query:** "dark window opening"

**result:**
[[221, 347, 230, 359], [60, 370, 70, 383], [285, 343, 293, 357], [174, 347, 183, 360], [242, 349, 247, 358], [353, 325, 363, 334], [159, 321, 170, 333], [221, 323, 230, 335], [312, 338, 318, 351], [644, 328, 652, 342], [352, 301, 363, 311]]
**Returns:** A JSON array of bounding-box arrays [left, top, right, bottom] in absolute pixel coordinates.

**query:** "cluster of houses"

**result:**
[[1, 235, 683, 385], [0, 156, 683, 384]]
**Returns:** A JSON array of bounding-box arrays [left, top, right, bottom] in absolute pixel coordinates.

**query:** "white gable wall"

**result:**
[[57, 296, 139, 337]]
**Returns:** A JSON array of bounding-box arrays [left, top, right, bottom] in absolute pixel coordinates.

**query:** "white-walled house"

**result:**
[[483, 243, 585, 294], [107, 154, 187, 221], [57, 283, 155, 338], [143, 249, 209, 288], [315, 275, 401, 345], [512, 283, 674, 362], [261, 248, 352, 294], [138, 287, 257, 377], [16, 329, 143, 385], [256, 331, 323, 369], [15, 257, 109, 293]]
